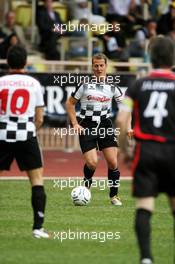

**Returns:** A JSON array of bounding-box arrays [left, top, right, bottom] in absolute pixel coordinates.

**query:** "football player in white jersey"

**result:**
[[66, 53, 124, 205], [0, 45, 49, 238]]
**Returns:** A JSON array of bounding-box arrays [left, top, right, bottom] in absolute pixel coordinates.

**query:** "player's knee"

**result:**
[[136, 198, 154, 212], [32, 177, 43, 186], [86, 160, 98, 171], [107, 159, 118, 170], [27, 168, 43, 186]]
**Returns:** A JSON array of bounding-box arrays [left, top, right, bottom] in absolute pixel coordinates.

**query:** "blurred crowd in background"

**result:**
[[0, 0, 175, 66]]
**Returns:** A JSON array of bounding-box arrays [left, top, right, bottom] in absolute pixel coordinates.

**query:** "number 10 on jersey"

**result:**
[[0, 89, 30, 115]]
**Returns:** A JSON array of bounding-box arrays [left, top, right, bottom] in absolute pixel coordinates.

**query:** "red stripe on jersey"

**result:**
[[148, 70, 175, 80], [132, 142, 141, 176], [133, 101, 166, 142], [132, 142, 141, 194]]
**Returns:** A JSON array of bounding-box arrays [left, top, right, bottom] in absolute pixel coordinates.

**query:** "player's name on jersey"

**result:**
[[141, 81, 175, 91], [0, 80, 34, 87]]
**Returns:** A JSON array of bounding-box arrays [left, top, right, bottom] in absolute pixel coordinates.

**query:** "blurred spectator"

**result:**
[[134, 0, 151, 23], [92, 0, 107, 15], [68, 0, 105, 24], [92, 0, 100, 15], [0, 11, 31, 52], [135, 0, 160, 20], [107, 0, 136, 22], [157, 2, 175, 35], [158, 0, 171, 15], [101, 20, 129, 61], [149, 0, 160, 18], [106, 0, 136, 37], [0, 32, 18, 59], [36, 0, 63, 60], [129, 19, 157, 58], [68, 0, 109, 16]]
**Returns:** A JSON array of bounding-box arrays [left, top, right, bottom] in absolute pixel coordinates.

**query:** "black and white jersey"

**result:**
[[126, 70, 175, 143], [0, 74, 44, 142], [72, 82, 123, 122]]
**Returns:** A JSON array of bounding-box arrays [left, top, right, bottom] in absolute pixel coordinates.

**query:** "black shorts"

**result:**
[[0, 137, 43, 171], [78, 118, 118, 153], [133, 141, 175, 197]]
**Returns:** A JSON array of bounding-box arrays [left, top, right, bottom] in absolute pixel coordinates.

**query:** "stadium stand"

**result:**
[[15, 4, 32, 28]]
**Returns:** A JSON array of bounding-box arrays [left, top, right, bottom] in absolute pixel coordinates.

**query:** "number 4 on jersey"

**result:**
[[143, 91, 168, 128]]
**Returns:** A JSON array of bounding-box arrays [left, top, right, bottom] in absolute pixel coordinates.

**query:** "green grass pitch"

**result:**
[[0, 180, 174, 264]]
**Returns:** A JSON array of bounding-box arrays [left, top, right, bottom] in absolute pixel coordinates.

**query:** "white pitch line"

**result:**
[[0, 176, 132, 180]]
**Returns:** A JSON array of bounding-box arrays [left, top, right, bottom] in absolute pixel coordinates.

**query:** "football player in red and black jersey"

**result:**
[[117, 36, 175, 264]]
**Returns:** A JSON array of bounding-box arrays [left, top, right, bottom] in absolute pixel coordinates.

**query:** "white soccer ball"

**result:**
[[71, 186, 91, 206]]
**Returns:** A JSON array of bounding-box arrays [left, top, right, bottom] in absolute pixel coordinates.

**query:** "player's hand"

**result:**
[[127, 129, 134, 140], [73, 123, 85, 135]]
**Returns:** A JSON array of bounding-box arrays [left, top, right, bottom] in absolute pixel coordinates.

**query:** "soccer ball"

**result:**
[[71, 186, 91, 206]]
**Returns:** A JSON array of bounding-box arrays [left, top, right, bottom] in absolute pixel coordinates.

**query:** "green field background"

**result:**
[[0, 180, 174, 264]]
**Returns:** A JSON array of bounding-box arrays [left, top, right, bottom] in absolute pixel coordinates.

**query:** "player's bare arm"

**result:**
[[35, 106, 44, 130], [117, 96, 134, 152], [65, 96, 84, 134], [117, 111, 131, 151]]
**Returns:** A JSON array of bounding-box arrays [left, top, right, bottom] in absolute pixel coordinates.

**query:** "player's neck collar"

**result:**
[[149, 69, 175, 79]]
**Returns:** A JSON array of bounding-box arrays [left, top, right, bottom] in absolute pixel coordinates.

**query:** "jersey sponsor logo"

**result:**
[[87, 95, 111, 102]]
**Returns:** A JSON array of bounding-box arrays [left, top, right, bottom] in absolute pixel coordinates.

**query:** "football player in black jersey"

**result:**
[[117, 36, 175, 264], [66, 53, 126, 206]]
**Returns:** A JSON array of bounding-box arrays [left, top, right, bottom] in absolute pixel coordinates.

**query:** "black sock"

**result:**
[[135, 208, 152, 261], [83, 164, 95, 188], [108, 168, 120, 198], [32, 185, 46, 230]]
